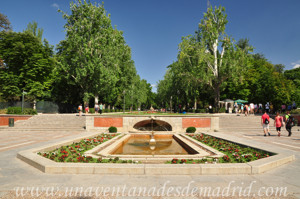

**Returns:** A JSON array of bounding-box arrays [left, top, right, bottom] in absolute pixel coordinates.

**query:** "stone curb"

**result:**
[[17, 132, 295, 175]]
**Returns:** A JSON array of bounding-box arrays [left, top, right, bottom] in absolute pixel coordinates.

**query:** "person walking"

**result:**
[[85, 105, 89, 114], [244, 104, 248, 116], [78, 104, 83, 116], [265, 102, 270, 113], [99, 103, 103, 114], [285, 111, 295, 137], [94, 103, 99, 114], [274, 112, 284, 137], [234, 102, 238, 114], [259, 103, 263, 113], [261, 110, 271, 136]]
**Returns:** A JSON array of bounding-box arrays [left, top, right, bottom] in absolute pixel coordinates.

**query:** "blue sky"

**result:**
[[1, 0, 300, 92]]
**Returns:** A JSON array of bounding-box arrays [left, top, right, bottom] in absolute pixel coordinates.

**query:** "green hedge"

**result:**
[[108, 126, 117, 133], [89, 108, 95, 114], [218, 107, 226, 113], [7, 107, 37, 115], [186, 127, 196, 133]]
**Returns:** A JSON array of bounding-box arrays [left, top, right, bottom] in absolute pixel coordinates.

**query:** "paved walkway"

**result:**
[[0, 114, 299, 198]]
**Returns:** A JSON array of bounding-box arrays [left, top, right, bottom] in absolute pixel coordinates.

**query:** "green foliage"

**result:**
[[0, 31, 55, 101], [156, 6, 298, 112], [291, 109, 300, 114], [37, 133, 139, 163], [186, 127, 196, 133], [7, 107, 22, 114], [188, 134, 273, 163], [108, 126, 117, 133], [6, 107, 37, 115], [157, 6, 250, 111], [218, 107, 226, 113], [53, 0, 153, 109], [24, 21, 44, 42], [23, 108, 38, 115], [0, 13, 12, 31]]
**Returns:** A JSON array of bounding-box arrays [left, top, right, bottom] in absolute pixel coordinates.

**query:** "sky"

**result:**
[[1, 0, 300, 92]]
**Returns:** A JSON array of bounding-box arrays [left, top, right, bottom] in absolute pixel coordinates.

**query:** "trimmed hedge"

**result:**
[[186, 127, 196, 133], [108, 126, 117, 133], [7, 107, 37, 115]]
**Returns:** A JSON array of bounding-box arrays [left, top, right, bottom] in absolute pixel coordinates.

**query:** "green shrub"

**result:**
[[199, 109, 206, 113], [0, 109, 7, 114], [89, 108, 95, 114], [291, 109, 300, 114], [7, 107, 22, 114], [23, 108, 37, 115], [7, 107, 37, 115], [186, 127, 196, 133], [108, 126, 117, 133], [219, 107, 226, 113]]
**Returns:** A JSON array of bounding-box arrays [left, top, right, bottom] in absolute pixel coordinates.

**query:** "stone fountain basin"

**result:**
[[17, 131, 295, 175], [85, 133, 222, 162]]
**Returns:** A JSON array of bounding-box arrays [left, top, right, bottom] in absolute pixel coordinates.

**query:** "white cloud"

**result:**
[[51, 3, 59, 10], [293, 64, 300, 69], [151, 84, 157, 93], [291, 60, 300, 69]]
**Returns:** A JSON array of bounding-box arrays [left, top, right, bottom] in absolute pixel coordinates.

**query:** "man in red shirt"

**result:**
[[261, 110, 271, 136]]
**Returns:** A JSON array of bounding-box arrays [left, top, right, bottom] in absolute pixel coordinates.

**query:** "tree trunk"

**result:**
[[214, 84, 220, 113], [33, 99, 36, 110], [94, 96, 99, 104]]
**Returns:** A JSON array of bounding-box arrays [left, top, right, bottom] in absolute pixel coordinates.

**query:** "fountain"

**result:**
[[149, 116, 156, 146], [133, 117, 172, 131]]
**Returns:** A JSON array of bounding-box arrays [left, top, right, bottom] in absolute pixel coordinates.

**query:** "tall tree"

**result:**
[[24, 21, 44, 42], [197, 6, 238, 109], [0, 31, 55, 101], [0, 13, 12, 31], [56, 0, 136, 106]]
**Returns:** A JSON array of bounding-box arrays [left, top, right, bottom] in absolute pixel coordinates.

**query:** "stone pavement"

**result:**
[[0, 114, 299, 198]]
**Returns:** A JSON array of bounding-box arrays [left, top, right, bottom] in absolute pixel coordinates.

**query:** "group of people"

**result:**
[[78, 103, 103, 116], [261, 111, 296, 137], [234, 102, 274, 116], [234, 101, 297, 116]]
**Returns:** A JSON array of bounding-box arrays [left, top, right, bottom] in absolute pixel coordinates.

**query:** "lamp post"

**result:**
[[21, 90, 27, 113], [170, 96, 172, 113], [123, 90, 126, 113]]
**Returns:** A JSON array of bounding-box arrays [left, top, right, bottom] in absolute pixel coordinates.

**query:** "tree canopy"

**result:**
[[0, 13, 12, 31], [156, 6, 299, 112], [0, 31, 55, 101]]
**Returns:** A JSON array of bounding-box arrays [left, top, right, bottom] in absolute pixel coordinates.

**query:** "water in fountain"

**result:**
[[149, 117, 156, 147]]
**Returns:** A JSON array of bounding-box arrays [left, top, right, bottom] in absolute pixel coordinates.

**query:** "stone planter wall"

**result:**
[[86, 115, 219, 133], [0, 115, 32, 126]]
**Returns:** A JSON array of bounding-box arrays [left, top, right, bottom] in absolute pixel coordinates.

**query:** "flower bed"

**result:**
[[168, 133, 274, 164], [38, 133, 139, 164]]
